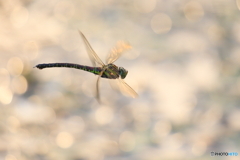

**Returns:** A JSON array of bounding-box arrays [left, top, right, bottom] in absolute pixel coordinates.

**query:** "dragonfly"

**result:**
[[35, 30, 138, 102]]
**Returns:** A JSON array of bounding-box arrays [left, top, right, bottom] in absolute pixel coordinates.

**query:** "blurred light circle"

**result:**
[[186, 56, 219, 90], [11, 75, 28, 94], [0, 87, 13, 104], [151, 13, 172, 34], [7, 57, 23, 76], [134, 0, 156, 13], [184, 1, 204, 22], [95, 106, 114, 125], [119, 131, 136, 152], [56, 132, 74, 148], [207, 24, 225, 44]]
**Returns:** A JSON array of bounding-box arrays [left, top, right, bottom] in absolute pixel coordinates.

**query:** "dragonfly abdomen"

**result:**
[[35, 63, 102, 75]]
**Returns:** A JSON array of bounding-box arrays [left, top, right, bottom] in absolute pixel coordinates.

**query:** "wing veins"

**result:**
[[78, 30, 105, 66]]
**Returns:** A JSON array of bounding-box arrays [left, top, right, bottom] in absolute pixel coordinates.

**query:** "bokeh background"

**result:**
[[1, 0, 240, 159]]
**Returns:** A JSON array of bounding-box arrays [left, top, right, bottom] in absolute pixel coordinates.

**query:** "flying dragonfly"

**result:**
[[35, 31, 138, 102]]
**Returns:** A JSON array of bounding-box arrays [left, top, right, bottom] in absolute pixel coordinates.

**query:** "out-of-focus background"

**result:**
[[1, 0, 240, 159]]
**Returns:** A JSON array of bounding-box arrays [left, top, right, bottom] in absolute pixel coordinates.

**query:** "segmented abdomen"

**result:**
[[35, 63, 102, 75], [35, 63, 120, 79]]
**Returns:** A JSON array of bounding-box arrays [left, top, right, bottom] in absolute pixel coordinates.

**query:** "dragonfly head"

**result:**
[[119, 67, 128, 79]]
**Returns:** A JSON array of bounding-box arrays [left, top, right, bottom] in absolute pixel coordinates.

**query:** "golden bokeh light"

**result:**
[[56, 132, 74, 148], [11, 75, 28, 94], [7, 57, 24, 76], [119, 131, 136, 152], [184, 1, 204, 22], [207, 24, 225, 44], [0, 87, 13, 104], [95, 106, 114, 125], [151, 13, 172, 34], [134, 0, 156, 13]]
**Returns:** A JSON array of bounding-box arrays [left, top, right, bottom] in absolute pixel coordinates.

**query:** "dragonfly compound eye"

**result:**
[[119, 67, 128, 79]]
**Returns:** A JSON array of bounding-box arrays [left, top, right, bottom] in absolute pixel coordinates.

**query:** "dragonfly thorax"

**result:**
[[102, 64, 128, 79], [119, 67, 128, 79]]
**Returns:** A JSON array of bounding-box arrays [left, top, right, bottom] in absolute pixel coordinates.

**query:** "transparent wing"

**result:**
[[118, 78, 138, 98], [95, 69, 106, 104], [96, 75, 101, 103], [106, 41, 132, 64], [78, 30, 105, 66]]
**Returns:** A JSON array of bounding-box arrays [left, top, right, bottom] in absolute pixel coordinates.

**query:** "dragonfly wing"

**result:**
[[95, 68, 106, 103], [106, 41, 132, 64], [96, 75, 101, 103], [78, 30, 105, 66], [118, 78, 138, 98]]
